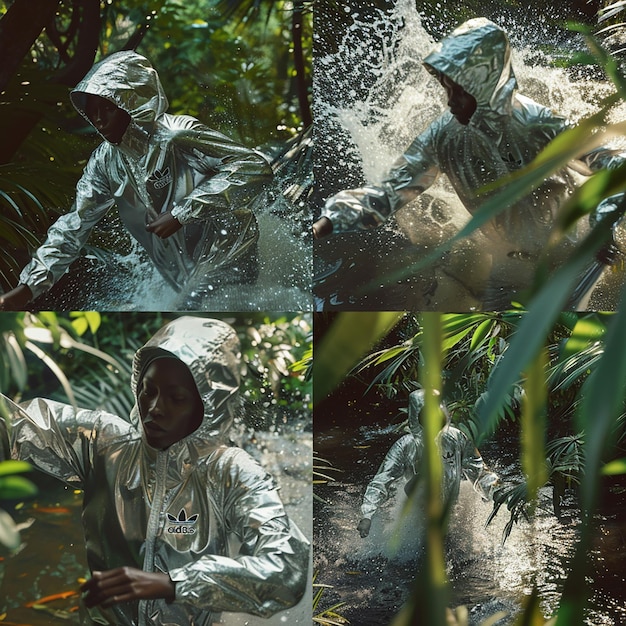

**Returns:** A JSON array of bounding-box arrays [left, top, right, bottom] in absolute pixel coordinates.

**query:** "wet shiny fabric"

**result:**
[[323, 18, 624, 259], [19, 51, 272, 300], [361, 390, 498, 520], [0, 317, 309, 626]]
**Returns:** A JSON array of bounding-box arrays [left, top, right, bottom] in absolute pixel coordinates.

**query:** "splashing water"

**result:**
[[314, 0, 626, 310], [38, 203, 311, 311], [314, 421, 626, 625]]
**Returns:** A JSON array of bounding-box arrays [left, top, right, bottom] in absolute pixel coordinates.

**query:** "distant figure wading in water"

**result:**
[[357, 389, 499, 538]]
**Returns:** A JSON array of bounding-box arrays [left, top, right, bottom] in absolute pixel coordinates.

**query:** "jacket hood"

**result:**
[[407, 388, 425, 437], [423, 18, 517, 116], [407, 388, 452, 437], [130, 317, 241, 444], [70, 50, 169, 139]]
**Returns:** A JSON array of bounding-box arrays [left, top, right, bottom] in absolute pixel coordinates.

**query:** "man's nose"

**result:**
[[93, 108, 105, 126], [148, 393, 164, 414]]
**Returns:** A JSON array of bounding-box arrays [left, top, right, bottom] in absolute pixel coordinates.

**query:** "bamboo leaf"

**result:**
[[478, 218, 616, 440], [602, 458, 626, 475], [0, 475, 38, 499], [521, 350, 548, 506], [0, 460, 32, 477], [313, 312, 404, 404], [515, 587, 548, 626]]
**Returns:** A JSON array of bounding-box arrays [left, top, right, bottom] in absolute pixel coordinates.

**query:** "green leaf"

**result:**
[[553, 163, 626, 235], [0, 475, 38, 500], [516, 587, 550, 626], [70, 311, 102, 336], [0, 460, 32, 477], [470, 319, 494, 352], [577, 297, 626, 508], [602, 458, 626, 475], [478, 217, 617, 441], [560, 315, 607, 361], [521, 350, 548, 506], [313, 312, 404, 404]]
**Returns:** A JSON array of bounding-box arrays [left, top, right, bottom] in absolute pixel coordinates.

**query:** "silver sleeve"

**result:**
[[169, 448, 309, 617]]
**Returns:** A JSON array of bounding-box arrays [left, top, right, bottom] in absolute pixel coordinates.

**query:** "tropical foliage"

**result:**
[[0, 0, 312, 291], [312, 570, 349, 625], [312, 309, 626, 625]]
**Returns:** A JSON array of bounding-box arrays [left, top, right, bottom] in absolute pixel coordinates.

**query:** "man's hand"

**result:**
[[313, 217, 333, 240], [0, 284, 33, 311], [356, 518, 371, 538], [80, 567, 175, 609], [596, 241, 620, 266], [146, 211, 183, 239]]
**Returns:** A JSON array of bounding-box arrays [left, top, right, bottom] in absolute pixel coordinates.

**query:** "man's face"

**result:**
[[84, 94, 130, 144], [439, 74, 477, 125], [138, 358, 204, 450]]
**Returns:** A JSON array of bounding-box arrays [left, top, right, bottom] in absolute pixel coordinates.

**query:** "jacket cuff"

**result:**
[[169, 203, 190, 225], [18, 263, 51, 300]]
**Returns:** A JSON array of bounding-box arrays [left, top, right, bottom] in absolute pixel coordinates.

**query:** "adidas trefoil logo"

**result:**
[[166, 508, 199, 534], [148, 166, 173, 190]]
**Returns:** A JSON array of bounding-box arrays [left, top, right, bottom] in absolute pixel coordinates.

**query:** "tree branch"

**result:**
[[0, 0, 62, 93]]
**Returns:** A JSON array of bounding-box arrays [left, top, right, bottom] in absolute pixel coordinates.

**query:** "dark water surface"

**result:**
[[314, 420, 626, 626]]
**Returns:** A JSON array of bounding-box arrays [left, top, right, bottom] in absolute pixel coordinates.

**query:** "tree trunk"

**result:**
[[0, 0, 102, 165], [291, 3, 312, 129], [52, 0, 102, 87], [0, 0, 61, 94]]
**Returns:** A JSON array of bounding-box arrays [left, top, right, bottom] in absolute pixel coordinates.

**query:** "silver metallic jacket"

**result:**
[[0, 317, 309, 626], [361, 390, 498, 520], [323, 18, 624, 257], [19, 52, 273, 298]]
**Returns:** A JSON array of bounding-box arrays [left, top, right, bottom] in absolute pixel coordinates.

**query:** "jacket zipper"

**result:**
[[139, 448, 168, 626]]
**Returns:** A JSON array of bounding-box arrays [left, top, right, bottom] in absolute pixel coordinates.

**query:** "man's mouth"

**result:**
[[143, 420, 166, 433]]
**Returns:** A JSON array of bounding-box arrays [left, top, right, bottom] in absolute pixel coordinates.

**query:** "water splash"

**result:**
[[314, 420, 626, 625], [314, 0, 626, 309], [44, 204, 311, 311]]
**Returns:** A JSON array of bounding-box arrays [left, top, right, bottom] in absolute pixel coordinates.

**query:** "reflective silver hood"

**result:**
[[70, 51, 169, 141], [130, 316, 241, 442], [407, 388, 425, 437], [423, 18, 518, 117]]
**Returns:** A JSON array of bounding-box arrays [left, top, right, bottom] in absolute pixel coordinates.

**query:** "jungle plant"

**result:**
[[313, 452, 341, 505], [0, 311, 137, 560], [214, 0, 312, 129], [0, 311, 121, 404], [475, 307, 626, 626], [312, 570, 349, 625], [313, 310, 626, 625], [0, 459, 37, 551]]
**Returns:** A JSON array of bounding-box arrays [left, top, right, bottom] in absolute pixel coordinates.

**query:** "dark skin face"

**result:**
[[138, 358, 204, 450], [84, 94, 131, 144], [436, 72, 478, 125]]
